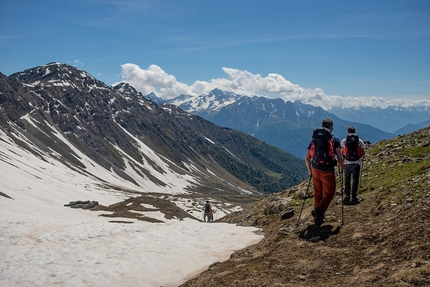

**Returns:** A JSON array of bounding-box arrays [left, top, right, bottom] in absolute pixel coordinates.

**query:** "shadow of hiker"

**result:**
[[298, 224, 341, 242]]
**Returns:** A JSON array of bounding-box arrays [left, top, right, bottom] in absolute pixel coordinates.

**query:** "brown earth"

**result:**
[[90, 191, 259, 224]]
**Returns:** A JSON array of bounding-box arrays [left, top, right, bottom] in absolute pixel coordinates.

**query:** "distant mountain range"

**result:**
[[0, 63, 308, 197], [394, 118, 430, 135], [150, 89, 410, 158], [147, 91, 430, 137], [329, 106, 430, 134]]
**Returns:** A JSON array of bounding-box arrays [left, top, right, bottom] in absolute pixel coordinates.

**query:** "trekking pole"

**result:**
[[359, 157, 364, 189], [296, 175, 312, 227], [339, 165, 344, 226]]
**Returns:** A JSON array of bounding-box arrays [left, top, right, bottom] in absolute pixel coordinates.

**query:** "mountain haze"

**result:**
[[330, 106, 430, 134], [394, 118, 430, 135]]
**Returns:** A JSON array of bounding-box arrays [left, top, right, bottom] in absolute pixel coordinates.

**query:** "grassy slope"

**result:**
[[180, 127, 430, 287]]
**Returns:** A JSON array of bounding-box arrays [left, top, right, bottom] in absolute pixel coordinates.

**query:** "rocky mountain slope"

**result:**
[[0, 63, 307, 201], [180, 126, 430, 286]]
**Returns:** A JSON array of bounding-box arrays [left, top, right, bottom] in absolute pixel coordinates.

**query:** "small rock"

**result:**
[[208, 262, 221, 270], [278, 226, 295, 235], [298, 274, 308, 281], [280, 208, 294, 220], [65, 200, 99, 209], [309, 236, 321, 242], [265, 198, 291, 215]]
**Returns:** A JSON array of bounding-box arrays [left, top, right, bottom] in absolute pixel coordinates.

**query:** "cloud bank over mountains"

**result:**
[[119, 63, 430, 110]]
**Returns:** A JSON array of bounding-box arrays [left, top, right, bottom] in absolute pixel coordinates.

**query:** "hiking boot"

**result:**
[[343, 196, 350, 204], [311, 209, 324, 227], [351, 197, 359, 204]]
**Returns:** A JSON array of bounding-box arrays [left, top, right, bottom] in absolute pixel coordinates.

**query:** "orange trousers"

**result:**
[[311, 168, 336, 217]]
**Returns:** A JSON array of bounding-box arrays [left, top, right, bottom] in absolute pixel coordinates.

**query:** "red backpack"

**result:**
[[343, 133, 363, 161], [309, 127, 336, 167]]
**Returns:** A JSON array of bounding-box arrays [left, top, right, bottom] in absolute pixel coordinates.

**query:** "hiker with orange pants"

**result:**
[[305, 119, 344, 226]]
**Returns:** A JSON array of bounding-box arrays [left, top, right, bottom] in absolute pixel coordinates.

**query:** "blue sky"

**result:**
[[1, 0, 429, 108]]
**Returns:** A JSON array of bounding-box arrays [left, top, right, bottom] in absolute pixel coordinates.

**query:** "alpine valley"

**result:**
[[1, 63, 429, 286]]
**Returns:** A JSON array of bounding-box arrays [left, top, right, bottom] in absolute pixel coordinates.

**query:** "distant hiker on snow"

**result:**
[[341, 126, 365, 205], [305, 119, 344, 226], [202, 201, 213, 222]]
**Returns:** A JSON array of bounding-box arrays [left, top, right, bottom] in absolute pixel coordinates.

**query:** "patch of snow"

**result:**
[[43, 67, 51, 77], [0, 129, 263, 287], [205, 137, 215, 144]]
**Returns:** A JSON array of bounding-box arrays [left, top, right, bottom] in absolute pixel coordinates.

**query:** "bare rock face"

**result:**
[[64, 200, 99, 209], [280, 208, 295, 220], [264, 198, 291, 215]]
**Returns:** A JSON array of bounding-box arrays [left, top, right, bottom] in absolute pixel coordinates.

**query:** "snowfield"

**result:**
[[0, 131, 263, 287]]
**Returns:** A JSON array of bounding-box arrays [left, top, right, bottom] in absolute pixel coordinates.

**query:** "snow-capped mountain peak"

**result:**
[[167, 88, 243, 116]]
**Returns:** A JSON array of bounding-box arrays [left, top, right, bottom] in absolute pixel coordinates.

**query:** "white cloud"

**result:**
[[119, 63, 430, 109], [70, 59, 85, 67], [119, 63, 191, 99]]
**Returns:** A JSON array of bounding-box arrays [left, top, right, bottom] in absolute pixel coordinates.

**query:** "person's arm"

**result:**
[[336, 147, 345, 170], [360, 140, 366, 157], [340, 139, 345, 158]]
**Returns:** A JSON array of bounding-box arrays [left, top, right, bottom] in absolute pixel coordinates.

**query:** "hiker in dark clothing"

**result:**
[[341, 126, 365, 205], [202, 201, 212, 222], [305, 119, 344, 226]]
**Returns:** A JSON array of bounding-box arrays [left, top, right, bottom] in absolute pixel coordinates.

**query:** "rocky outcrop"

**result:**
[[64, 200, 99, 209]]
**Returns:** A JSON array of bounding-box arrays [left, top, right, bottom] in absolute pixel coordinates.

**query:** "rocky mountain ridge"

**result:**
[[0, 63, 307, 205], [164, 90, 430, 135], [163, 91, 395, 158]]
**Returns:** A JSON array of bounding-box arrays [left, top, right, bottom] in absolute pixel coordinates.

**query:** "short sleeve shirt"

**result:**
[[340, 138, 365, 165]]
